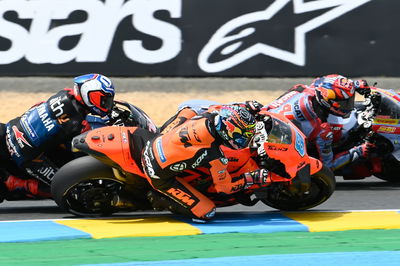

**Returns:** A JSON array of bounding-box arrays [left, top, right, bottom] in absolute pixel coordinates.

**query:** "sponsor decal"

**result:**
[[297, 160, 306, 169], [374, 118, 398, 125], [167, 188, 195, 206], [192, 150, 208, 168], [161, 118, 183, 134], [267, 145, 288, 152], [36, 104, 56, 132], [49, 96, 65, 118], [377, 126, 396, 133], [12, 125, 32, 148], [20, 114, 37, 139], [231, 184, 244, 192], [192, 126, 201, 142], [205, 208, 216, 218], [170, 162, 187, 172], [143, 141, 158, 178], [38, 166, 57, 181], [294, 101, 306, 121], [295, 130, 306, 157], [269, 91, 298, 109], [5, 126, 20, 157], [156, 138, 167, 163], [331, 125, 343, 131], [220, 157, 229, 165], [121, 131, 128, 143]]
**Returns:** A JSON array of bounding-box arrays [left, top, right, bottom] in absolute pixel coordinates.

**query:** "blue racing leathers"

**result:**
[[4, 89, 90, 185]]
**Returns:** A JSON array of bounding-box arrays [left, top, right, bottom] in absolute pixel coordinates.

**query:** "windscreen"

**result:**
[[267, 118, 292, 144], [376, 92, 400, 119]]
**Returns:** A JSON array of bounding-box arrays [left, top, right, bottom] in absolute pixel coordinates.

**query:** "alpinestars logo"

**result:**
[[12, 126, 32, 148], [198, 0, 371, 73]]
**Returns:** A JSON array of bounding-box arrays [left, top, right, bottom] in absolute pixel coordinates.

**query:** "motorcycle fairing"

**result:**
[[371, 88, 400, 156], [259, 112, 316, 179], [72, 126, 145, 176]]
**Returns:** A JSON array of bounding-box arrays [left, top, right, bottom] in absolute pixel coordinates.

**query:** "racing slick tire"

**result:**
[[51, 156, 123, 217], [260, 165, 336, 211]]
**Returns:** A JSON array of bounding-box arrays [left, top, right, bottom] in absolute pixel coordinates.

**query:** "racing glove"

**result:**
[[243, 169, 269, 189], [354, 79, 371, 95], [348, 142, 376, 161]]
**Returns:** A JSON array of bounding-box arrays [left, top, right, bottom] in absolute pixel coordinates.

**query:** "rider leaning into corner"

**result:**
[[0, 73, 116, 203], [265, 74, 375, 172], [139, 104, 267, 222]]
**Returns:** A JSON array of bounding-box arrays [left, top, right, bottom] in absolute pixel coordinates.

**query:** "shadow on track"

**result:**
[[335, 180, 400, 191]]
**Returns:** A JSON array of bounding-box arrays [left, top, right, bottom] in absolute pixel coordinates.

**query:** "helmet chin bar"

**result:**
[[329, 106, 347, 117]]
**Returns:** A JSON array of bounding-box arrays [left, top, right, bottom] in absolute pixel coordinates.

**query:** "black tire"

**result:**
[[374, 156, 400, 183], [260, 165, 336, 211], [51, 156, 122, 217]]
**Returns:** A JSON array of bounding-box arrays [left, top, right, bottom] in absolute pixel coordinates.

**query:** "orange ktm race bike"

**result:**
[[51, 112, 335, 217]]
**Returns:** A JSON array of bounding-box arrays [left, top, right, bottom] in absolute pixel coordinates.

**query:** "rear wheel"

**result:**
[[260, 165, 336, 211], [51, 156, 125, 217]]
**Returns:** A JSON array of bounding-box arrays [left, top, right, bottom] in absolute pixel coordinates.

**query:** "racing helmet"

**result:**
[[214, 105, 256, 149], [74, 73, 115, 116], [313, 74, 355, 117]]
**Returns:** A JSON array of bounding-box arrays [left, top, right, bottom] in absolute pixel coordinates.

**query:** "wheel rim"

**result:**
[[63, 179, 122, 216]]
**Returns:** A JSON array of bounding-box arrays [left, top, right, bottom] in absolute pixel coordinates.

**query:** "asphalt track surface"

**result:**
[[0, 176, 399, 221]]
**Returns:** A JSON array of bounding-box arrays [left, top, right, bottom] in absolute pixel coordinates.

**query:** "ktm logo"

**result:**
[[167, 188, 195, 206]]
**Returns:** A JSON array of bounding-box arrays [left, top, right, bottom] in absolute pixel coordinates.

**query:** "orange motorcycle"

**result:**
[[51, 112, 335, 217]]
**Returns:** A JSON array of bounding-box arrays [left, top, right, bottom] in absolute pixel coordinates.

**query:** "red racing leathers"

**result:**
[[265, 85, 357, 170]]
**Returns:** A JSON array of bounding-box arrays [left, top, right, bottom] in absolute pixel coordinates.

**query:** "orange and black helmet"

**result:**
[[214, 105, 256, 149]]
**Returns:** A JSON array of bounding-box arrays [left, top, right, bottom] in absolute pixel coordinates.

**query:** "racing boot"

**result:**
[[147, 190, 215, 223], [4, 175, 51, 199], [146, 190, 195, 216]]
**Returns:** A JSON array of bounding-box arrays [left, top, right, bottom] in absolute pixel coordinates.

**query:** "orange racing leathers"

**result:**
[[141, 111, 247, 220]]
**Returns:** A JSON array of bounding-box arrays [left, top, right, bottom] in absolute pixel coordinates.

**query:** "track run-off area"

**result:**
[[1, 211, 400, 265]]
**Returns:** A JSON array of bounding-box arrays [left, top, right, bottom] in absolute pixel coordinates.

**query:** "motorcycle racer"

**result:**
[[265, 74, 374, 171], [0, 73, 116, 202], [141, 105, 264, 221]]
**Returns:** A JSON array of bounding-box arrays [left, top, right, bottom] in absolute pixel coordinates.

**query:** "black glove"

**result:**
[[243, 169, 269, 189], [244, 100, 264, 115], [108, 107, 134, 126], [354, 79, 371, 95]]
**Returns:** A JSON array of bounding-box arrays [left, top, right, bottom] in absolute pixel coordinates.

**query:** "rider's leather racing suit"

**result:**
[[265, 85, 357, 170], [0, 88, 91, 198], [141, 109, 247, 220]]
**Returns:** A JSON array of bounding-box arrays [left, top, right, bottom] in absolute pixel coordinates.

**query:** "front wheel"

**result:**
[[51, 156, 125, 217], [260, 165, 336, 211], [374, 156, 400, 183]]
